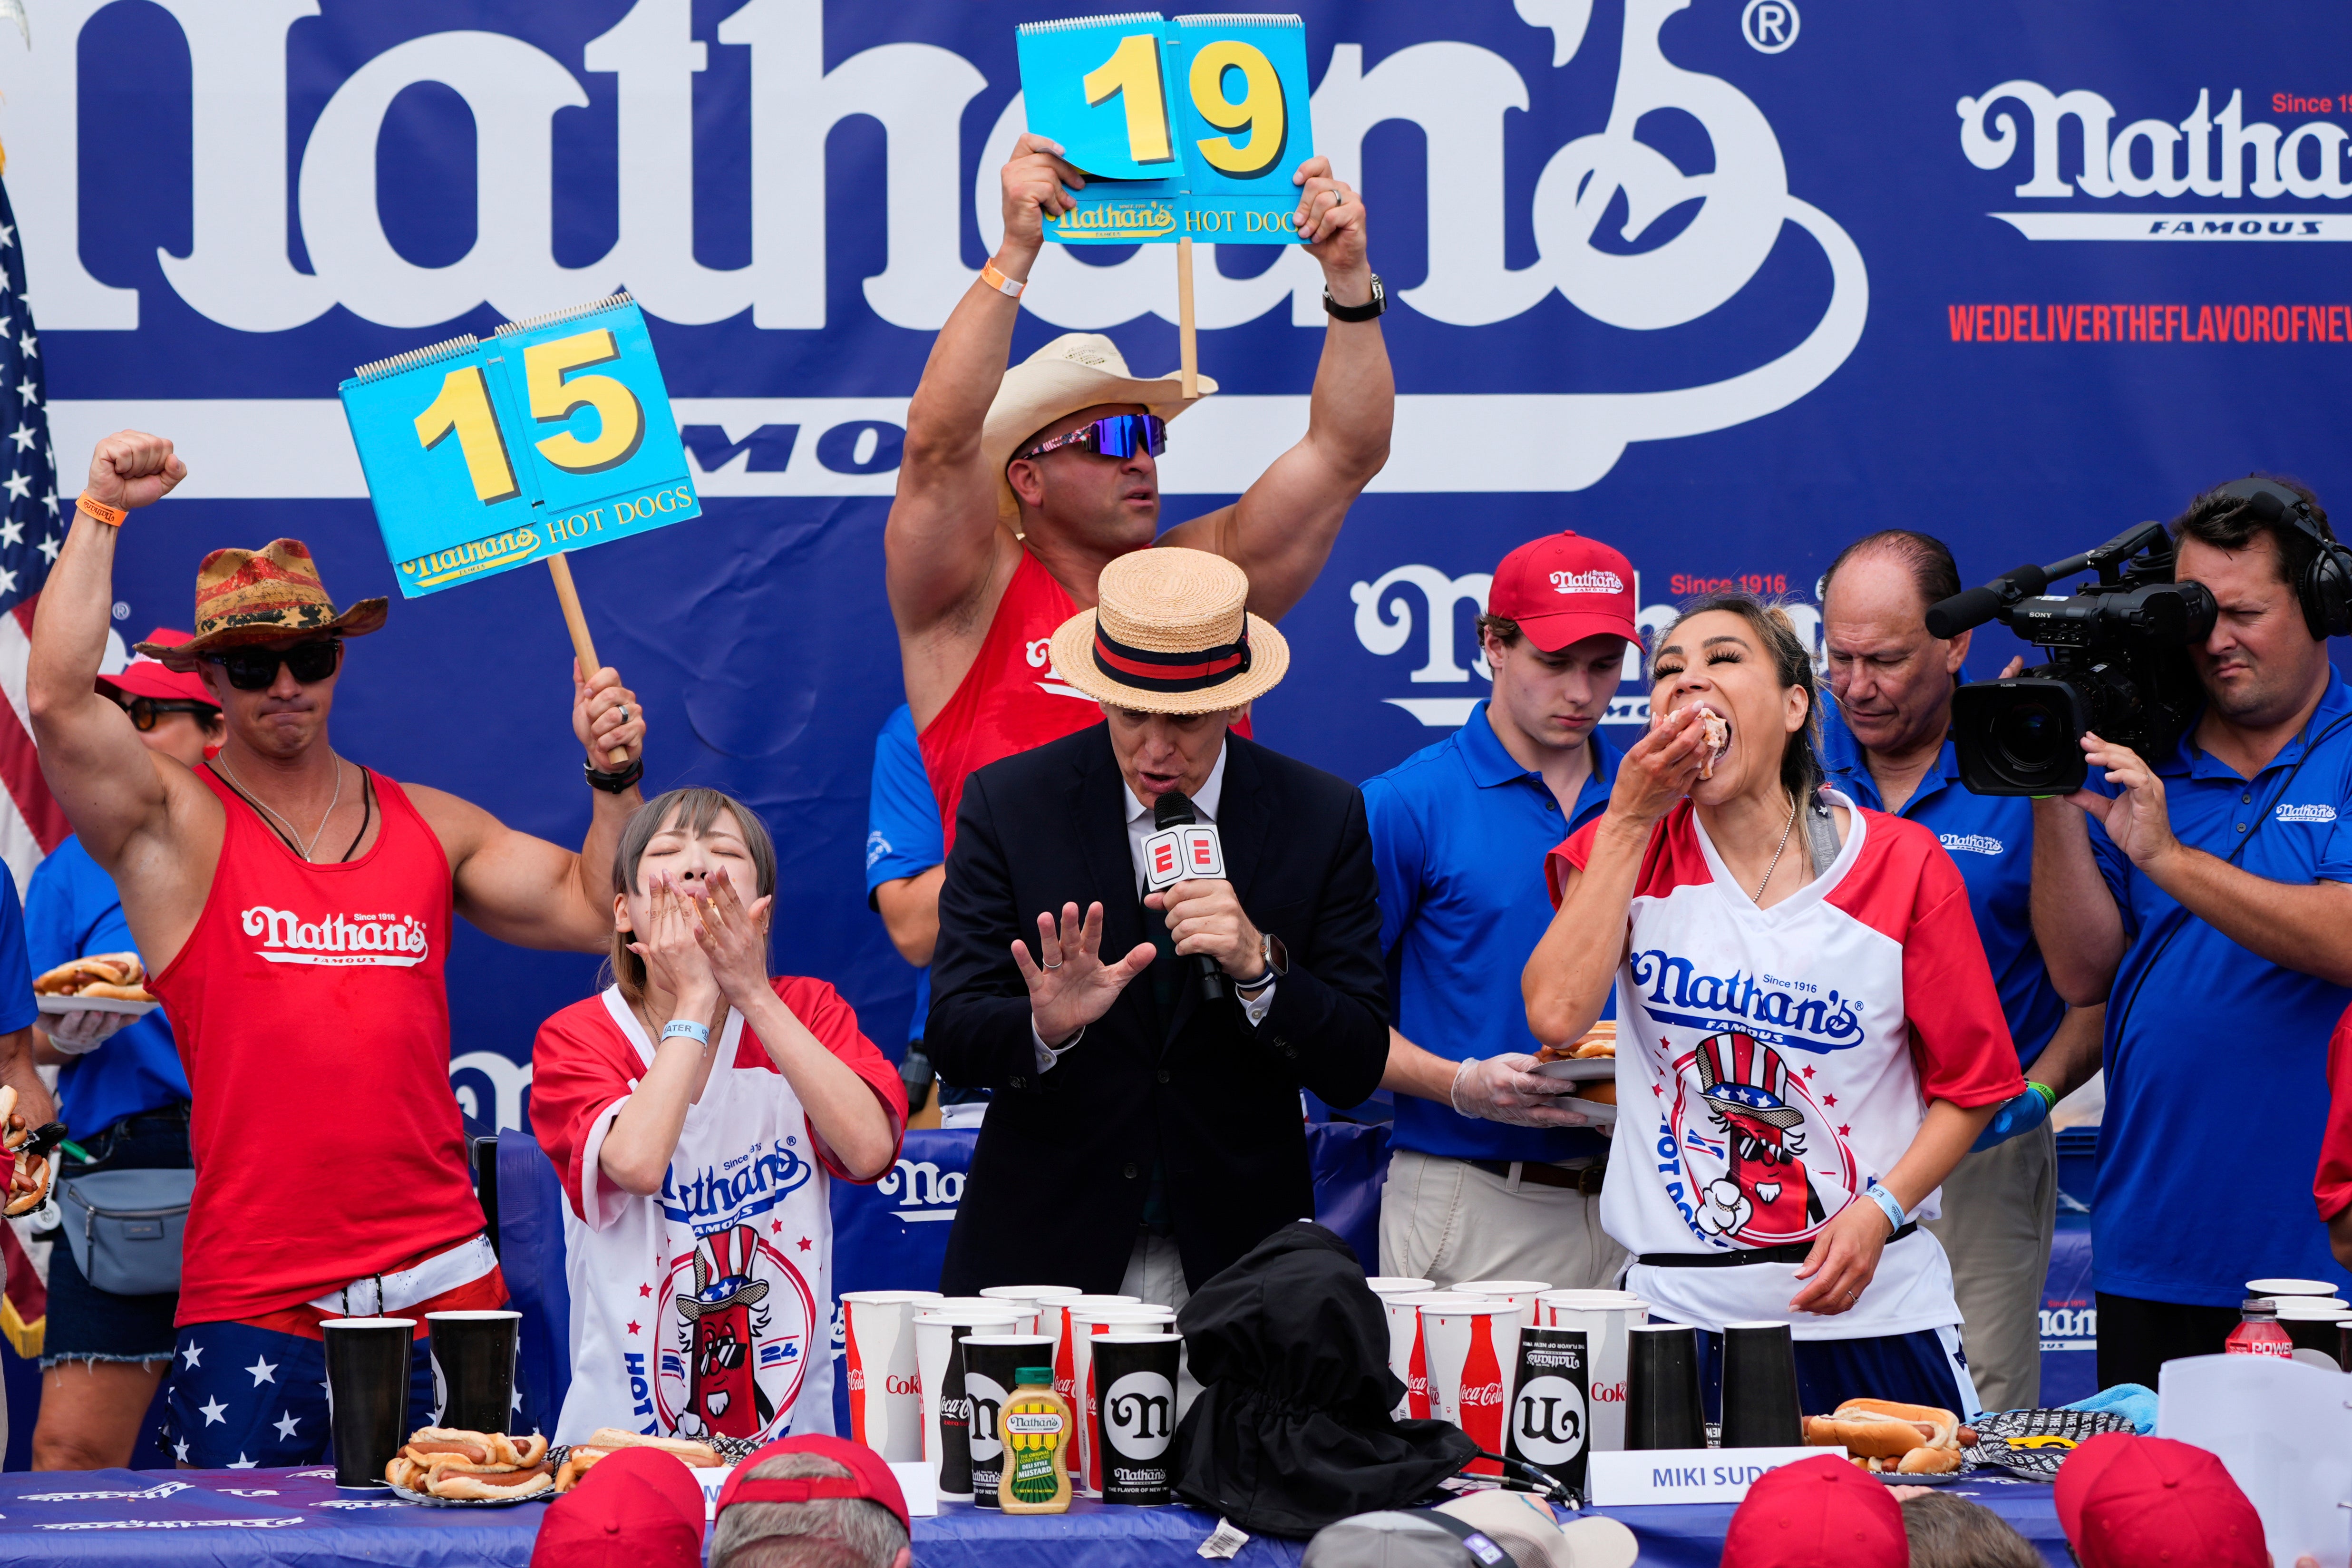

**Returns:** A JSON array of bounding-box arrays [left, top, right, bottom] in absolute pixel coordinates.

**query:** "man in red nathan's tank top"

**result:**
[[29, 431, 651, 1469], [889, 136, 1397, 856]]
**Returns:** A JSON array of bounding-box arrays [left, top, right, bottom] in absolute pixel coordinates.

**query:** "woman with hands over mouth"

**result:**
[[529, 788, 906, 1445], [1524, 595, 2023, 1420]]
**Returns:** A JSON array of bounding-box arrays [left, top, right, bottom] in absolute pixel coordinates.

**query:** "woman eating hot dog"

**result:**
[[531, 789, 905, 1446], [1524, 594, 2023, 1418]]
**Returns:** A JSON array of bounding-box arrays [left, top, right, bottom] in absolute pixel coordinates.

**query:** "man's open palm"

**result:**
[[1013, 901, 1155, 1046]]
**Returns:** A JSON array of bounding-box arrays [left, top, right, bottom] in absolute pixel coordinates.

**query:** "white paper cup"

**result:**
[[1421, 1298, 1519, 1475], [840, 1289, 942, 1461], [1070, 1307, 1178, 1494], [2247, 1277, 2342, 1297], [913, 1309, 1019, 1499], [1364, 1276, 1436, 1297], [1384, 1291, 1459, 1421], [1450, 1278, 1554, 1328], [1050, 1295, 1142, 1421], [1535, 1290, 1650, 1452]]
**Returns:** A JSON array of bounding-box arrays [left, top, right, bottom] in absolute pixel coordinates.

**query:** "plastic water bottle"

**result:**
[[2224, 1297, 2293, 1357]]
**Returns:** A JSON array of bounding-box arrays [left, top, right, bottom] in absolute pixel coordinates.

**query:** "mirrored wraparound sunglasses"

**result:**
[[1014, 412, 1167, 463], [119, 696, 220, 732], [203, 639, 343, 691]]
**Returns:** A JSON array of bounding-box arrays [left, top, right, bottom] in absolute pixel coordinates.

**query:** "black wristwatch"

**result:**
[[1322, 273, 1385, 322], [584, 755, 645, 793], [1239, 932, 1289, 992]]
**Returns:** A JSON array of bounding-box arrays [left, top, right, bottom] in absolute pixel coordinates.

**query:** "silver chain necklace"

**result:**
[[217, 751, 343, 863], [1752, 794, 1798, 904]]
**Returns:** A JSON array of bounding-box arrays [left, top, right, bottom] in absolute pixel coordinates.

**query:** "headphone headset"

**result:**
[[2211, 476, 2352, 640]]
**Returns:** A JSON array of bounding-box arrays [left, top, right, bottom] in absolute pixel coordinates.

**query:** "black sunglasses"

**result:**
[[204, 639, 343, 691], [118, 695, 220, 732]]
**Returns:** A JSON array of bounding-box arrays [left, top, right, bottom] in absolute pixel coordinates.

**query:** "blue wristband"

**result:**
[[661, 1018, 711, 1047], [1864, 1181, 1908, 1235]]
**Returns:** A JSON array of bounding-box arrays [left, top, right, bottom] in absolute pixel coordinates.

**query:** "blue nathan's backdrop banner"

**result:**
[[6, 0, 2352, 1143]]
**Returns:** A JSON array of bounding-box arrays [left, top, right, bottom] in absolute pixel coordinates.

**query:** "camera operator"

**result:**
[[1820, 531, 2105, 1414], [2032, 476, 2352, 1387]]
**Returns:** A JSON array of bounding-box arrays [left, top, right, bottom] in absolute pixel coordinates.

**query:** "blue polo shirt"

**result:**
[[22, 835, 183, 1141], [2087, 672, 2352, 1307], [1821, 701, 2065, 1070], [1365, 704, 1621, 1164], [866, 705, 942, 1052]]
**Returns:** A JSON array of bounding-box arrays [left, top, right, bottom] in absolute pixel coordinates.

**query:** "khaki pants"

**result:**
[[1921, 1119, 2056, 1413], [1378, 1148, 1629, 1290]]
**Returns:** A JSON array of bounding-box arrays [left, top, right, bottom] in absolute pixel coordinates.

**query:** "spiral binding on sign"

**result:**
[[1018, 12, 1165, 35], [494, 291, 637, 339], [350, 333, 480, 383], [1172, 13, 1302, 27]]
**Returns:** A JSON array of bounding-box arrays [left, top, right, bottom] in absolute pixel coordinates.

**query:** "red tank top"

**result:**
[[918, 549, 1249, 852], [151, 768, 487, 1325]]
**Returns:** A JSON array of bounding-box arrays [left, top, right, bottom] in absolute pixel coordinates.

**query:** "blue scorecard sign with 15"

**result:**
[[337, 293, 702, 598]]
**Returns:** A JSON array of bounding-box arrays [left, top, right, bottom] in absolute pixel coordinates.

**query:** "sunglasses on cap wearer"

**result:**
[[115, 695, 221, 733], [203, 639, 343, 691], [1013, 412, 1166, 464]]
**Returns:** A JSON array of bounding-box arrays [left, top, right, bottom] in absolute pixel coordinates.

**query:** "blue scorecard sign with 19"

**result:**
[[1016, 12, 1314, 245], [337, 293, 701, 599]]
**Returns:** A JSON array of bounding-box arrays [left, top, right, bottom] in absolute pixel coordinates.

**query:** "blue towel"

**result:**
[[2061, 1382, 2158, 1434]]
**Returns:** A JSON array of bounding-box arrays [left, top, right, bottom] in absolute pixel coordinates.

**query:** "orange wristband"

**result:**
[[980, 260, 1027, 299], [75, 494, 127, 527]]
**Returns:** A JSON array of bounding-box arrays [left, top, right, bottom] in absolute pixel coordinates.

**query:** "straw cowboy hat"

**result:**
[[1048, 547, 1287, 716], [136, 539, 388, 672], [984, 332, 1217, 528]]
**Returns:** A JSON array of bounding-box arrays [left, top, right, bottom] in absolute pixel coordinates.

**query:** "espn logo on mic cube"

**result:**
[[1143, 826, 1225, 892]]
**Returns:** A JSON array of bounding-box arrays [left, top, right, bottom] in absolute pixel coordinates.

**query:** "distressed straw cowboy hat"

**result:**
[[984, 332, 1218, 527], [1047, 547, 1287, 716], [136, 539, 389, 672]]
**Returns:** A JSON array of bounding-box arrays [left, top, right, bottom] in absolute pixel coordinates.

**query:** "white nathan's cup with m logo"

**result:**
[[1535, 1289, 1651, 1453], [840, 1290, 942, 1461]]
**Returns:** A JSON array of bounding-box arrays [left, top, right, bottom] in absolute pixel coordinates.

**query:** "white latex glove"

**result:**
[[44, 1008, 129, 1056], [1449, 1054, 1600, 1129]]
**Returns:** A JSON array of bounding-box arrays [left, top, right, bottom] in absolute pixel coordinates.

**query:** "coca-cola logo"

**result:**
[[1591, 1381, 1627, 1403], [849, 1369, 865, 1391], [1458, 1381, 1507, 1408], [887, 1373, 920, 1395], [1409, 1375, 1428, 1395]]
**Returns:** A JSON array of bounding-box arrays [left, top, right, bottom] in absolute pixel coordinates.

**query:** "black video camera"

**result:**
[[1926, 523, 2216, 796]]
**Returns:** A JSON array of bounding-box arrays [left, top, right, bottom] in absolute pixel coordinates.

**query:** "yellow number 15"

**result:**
[[1082, 34, 1286, 179], [414, 329, 646, 505]]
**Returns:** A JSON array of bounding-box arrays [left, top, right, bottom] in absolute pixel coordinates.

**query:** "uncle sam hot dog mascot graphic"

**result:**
[[1682, 1031, 1853, 1245]]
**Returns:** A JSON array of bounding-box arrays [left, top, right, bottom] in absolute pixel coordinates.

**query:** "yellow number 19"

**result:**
[[1080, 34, 1286, 180]]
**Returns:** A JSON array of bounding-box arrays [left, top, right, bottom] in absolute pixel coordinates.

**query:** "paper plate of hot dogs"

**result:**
[[34, 954, 159, 1017]]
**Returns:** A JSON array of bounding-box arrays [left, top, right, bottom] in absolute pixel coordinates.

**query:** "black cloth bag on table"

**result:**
[[1172, 1221, 1477, 1537]]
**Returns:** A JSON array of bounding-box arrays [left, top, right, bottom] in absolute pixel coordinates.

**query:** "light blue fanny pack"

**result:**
[[58, 1169, 195, 1297]]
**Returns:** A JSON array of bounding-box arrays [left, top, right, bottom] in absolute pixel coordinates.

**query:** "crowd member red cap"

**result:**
[[96, 628, 219, 707], [1720, 1453, 1907, 1568], [527, 1447, 707, 1568], [2054, 1433, 2265, 1568], [715, 1434, 911, 1533], [1487, 532, 1639, 653]]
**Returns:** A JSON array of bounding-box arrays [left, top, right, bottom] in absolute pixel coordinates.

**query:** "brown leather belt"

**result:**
[[1466, 1157, 1605, 1196]]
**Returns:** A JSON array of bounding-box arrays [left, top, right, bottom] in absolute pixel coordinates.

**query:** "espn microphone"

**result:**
[[1147, 789, 1231, 1004]]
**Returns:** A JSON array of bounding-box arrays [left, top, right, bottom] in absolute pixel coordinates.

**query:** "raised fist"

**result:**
[[84, 431, 187, 513]]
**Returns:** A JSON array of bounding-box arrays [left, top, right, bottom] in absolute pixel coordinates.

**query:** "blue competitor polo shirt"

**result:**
[[867, 705, 942, 1052], [2088, 671, 2352, 1307], [1364, 703, 1620, 1164], [22, 835, 183, 1142], [1821, 698, 2066, 1071]]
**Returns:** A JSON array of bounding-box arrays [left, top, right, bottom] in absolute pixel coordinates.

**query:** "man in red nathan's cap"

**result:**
[[711, 1434, 911, 1568], [26, 430, 647, 1469]]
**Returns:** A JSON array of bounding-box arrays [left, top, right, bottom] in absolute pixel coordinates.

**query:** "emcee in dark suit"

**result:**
[[929, 548, 1387, 1305]]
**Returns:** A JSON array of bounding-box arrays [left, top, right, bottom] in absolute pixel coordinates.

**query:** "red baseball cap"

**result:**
[[1487, 532, 1639, 653], [96, 629, 219, 708], [1720, 1454, 1907, 1568], [2055, 1433, 2265, 1568], [715, 1434, 910, 1534], [528, 1446, 707, 1568]]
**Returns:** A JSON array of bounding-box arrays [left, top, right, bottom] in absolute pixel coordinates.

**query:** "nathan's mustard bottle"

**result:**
[[998, 1364, 1074, 1513]]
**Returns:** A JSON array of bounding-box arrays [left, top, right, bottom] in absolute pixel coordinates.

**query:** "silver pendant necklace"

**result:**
[[217, 751, 342, 863], [1753, 795, 1798, 904]]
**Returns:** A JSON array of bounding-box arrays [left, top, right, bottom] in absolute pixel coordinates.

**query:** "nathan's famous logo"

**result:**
[[1656, 1030, 1858, 1249], [1549, 569, 1626, 595], [1628, 949, 1864, 1053], [659, 1138, 813, 1231], [660, 1224, 815, 1442], [2276, 803, 2339, 823], [240, 905, 429, 967]]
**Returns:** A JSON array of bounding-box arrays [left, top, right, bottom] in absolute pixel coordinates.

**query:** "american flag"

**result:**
[[0, 173, 68, 898]]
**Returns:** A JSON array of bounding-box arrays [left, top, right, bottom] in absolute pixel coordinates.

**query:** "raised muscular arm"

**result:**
[[1159, 157, 1391, 622]]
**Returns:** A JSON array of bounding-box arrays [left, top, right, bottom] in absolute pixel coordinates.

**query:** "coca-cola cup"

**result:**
[[913, 1307, 1018, 1500], [1421, 1297, 1519, 1475], [1049, 1295, 1139, 1428], [425, 1309, 519, 1435], [957, 1334, 1054, 1508], [1719, 1321, 1803, 1448], [1625, 1323, 1706, 1451], [1535, 1290, 1650, 1452], [979, 1287, 1077, 1402], [1092, 1334, 1184, 1506], [1384, 1292, 1458, 1421], [1502, 1326, 1591, 1497], [840, 1289, 943, 1461], [930, 1296, 1040, 1333], [1450, 1278, 1553, 1329], [2247, 1276, 2342, 1299], [1071, 1305, 1177, 1494], [321, 1317, 417, 1489], [2273, 1297, 2351, 1370], [1364, 1276, 1436, 1297]]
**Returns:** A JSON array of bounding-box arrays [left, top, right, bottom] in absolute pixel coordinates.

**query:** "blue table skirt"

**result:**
[[0, 1467, 2071, 1566]]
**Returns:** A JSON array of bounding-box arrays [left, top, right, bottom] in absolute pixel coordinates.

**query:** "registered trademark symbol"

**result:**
[[111, 602, 130, 620], [1742, 0, 1798, 53]]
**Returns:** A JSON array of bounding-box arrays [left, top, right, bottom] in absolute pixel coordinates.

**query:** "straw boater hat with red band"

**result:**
[[134, 539, 388, 672], [983, 332, 1217, 530], [1046, 547, 1288, 715]]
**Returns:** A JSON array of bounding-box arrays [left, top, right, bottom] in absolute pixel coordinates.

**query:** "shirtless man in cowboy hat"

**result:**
[[886, 136, 1390, 857], [26, 430, 646, 1468]]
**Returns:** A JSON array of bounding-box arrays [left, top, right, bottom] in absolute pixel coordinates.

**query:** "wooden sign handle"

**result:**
[[1177, 236, 1200, 400], [548, 554, 627, 766]]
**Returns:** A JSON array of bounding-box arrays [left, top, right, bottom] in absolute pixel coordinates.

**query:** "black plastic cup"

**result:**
[[1502, 1325, 1590, 1496], [322, 1317, 417, 1488], [2274, 1301, 2349, 1367], [1719, 1321, 1804, 1448], [1092, 1334, 1182, 1506], [1624, 1324, 1706, 1451], [959, 1334, 1054, 1509], [426, 1310, 520, 1435]]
